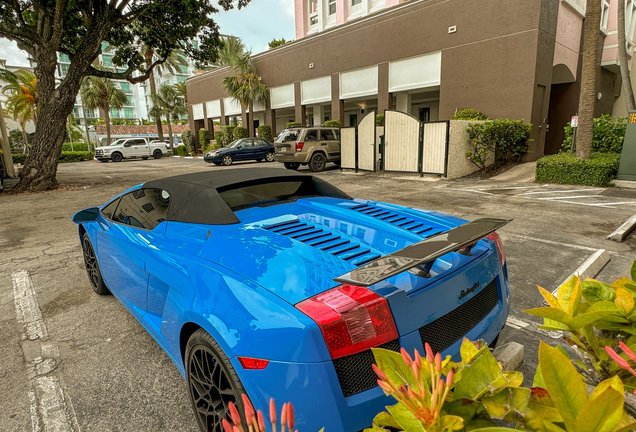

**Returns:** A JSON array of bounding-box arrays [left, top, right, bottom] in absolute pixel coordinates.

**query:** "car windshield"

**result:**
[[276, 130, 300, 143], [109, 139, 125, 146]]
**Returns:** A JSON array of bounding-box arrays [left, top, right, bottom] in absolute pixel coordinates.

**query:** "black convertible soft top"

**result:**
[[143, 168, 351, 225]]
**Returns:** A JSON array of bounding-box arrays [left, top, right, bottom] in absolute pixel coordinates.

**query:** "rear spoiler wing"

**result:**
[[333, 218, 511, 287]]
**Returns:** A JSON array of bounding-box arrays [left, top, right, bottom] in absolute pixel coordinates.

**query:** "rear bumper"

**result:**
[[274, 152, 309, 163], [235, 267, 509, 432]]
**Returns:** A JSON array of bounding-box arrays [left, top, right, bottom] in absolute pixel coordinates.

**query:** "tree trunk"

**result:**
[[619, 0, 636, 112], [248, 100, 255, 137], [167, 116, 174, 150], [241, 105, 248, 131], [80, 93, 92, 151], [146, 50, 165, 142], [105, 109, 112, 145], [21, 126, 29, 153], [576, 0, 603, 160]]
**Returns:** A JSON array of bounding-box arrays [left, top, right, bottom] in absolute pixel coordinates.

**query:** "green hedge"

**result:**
[[466, 119, 532, 168], [535, 152, 621, 186], [11, 153, 26, 164], [62, 142, 89, 152], [234, 126, 249, 139], [286, 121, 301, 128], [375, 114, 384, 127], [59, 151, 94, 162], [182, 129, 194, 154], [173, 145, 189, 156], [199, 129, 210, 150], [561, 114, 626, 153], [258, 125, 273, 142], [323, 120, 341, 127], [218, 126, 235, 147], [452, 108, 489, 121]]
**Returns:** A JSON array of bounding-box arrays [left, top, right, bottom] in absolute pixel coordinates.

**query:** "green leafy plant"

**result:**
[[376, 114, 384, 127], [286, 121, 301, 128], [323, 120, 341, 128], [370, 338, 636, 432], [258, 125, 273, 142], [451, 108, 489, 121], [217, 126, 235, 147], [465, 119, 532, 169], [535, 152, 621, 186], [199, 129, 211, 150], [61, 142, 89, 152], [173, 145, 189, 156], [234, 126, 249, 139], [561, 115, 626, 153], [58, 151, 95, 163], [182, 129, 194, 154]]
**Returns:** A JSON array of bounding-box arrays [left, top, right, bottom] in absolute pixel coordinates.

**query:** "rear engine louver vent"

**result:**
[[263, 220, 381, 266], [349, 204, 441, 237]]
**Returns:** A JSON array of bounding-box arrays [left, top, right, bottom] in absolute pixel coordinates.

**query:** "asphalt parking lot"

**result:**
[[1, 156, 635, 431]]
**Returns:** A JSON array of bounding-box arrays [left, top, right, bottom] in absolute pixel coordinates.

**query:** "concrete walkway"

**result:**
[[491, 162, 536, 182]]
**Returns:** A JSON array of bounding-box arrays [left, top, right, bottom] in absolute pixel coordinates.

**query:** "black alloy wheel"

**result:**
[[265, 152, 275, 162], [221, 155, 233, 166], [81, 233, 109, 295], [309, 153, 326, 172], [284, 162, 300, 170], [186, 330, 244, 432], [111, 152, 123, 162], [153, 150, 162, 159]]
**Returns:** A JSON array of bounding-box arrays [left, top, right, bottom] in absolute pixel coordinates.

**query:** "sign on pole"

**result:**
[[571, 116, 579, 128]]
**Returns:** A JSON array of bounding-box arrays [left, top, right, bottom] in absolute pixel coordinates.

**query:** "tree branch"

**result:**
[[86, 56, 169, 83], [0, 23, 43, 47], [52, 0, 71, 45]]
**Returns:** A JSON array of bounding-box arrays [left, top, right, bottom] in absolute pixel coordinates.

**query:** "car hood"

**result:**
[[197, 197, 472, 304], [96, 146, 121, 150]]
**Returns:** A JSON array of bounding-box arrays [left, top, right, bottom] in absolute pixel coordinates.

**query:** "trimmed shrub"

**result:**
[[375, 114, 384, 127], [452, 108, 489, 121], [234, 126, 249, 139], [11, 153, 26, 164], [258, 125, 273, 142], [182, 129, 194, 154], [561, 114, 626, 153], [218, 126, 235, 147], [286, 121, 301, 128], [466, 119, 532, 169], [59, 151, 95, 163], [62, 142, 89, 152], [535, 152, 620, 186], [323, 120, 341, 128], [173, 145, 189, 156], [199, 129, 210, 150]]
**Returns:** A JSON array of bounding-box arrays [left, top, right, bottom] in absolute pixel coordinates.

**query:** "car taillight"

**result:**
[[237, 357, 269, 370], [486, 232, 505, 268], [296, 142, 304, 152], [296, 284, 398, 359]]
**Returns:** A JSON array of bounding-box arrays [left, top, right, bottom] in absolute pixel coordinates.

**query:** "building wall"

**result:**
[[189, 0, 554, 153]]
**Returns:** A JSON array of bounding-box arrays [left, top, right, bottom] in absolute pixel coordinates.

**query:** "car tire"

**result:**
[[309, 153, 327, 172], [0, 176, 4, 193], [284, 162, 300, 170], [153, 150, 162, 159], [111, 152, 123, 163], [213, 162, 221, 166], [81, 233, 110, 295], [186, 329, 245, 432], [255, 158, 263, 163], [265, 152, 275, 162], [221, 155, 233, 166]]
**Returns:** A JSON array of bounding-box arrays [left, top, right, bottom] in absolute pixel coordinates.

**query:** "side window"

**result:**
[[238, 139, 251, 148], [101, 198, 120, 220], [137, 139, 148, 146], [113, 188, 170, 230], [334, 129, 340, 140], [254, 139, 268, 146], [320, 129, 335, 140], [305, 129, 318, 141]]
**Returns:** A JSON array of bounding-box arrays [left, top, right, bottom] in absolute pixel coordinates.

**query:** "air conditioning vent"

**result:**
[[349, 204, 442, 237]]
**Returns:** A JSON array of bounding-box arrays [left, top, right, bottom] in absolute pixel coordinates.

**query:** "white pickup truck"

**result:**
[[94, 138, 169, 162]]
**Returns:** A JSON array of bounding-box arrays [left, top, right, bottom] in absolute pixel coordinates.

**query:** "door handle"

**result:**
[[321, 142, 327, 146]]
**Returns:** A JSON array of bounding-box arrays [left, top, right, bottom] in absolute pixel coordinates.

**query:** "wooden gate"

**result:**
[[421, 121, 449, 176], [357, 111, 376, 172], [340, 127, 356, 169], [383, 110, 421, 173]]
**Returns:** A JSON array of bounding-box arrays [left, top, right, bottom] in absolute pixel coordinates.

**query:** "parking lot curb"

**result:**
[[493, 342, 524, 371], [551, 249, 610, 297], [607, 214, 636, 242]]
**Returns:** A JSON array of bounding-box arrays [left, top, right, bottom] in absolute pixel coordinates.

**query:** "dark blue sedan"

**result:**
[[204, 138, 275, 166]]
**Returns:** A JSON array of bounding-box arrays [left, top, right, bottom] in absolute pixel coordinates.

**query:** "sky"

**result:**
[[0, 0, 296, 67]]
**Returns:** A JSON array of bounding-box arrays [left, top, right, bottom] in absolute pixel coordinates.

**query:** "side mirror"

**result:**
[[72, 207, 100, 223]]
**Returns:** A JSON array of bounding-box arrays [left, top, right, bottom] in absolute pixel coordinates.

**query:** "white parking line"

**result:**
[[537, 195, 602, 200], [519, 188, 598, 195], [506, 316, 562, 339], [12, 271, 80, 432]]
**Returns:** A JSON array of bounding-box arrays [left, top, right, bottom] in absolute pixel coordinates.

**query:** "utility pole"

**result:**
[[0, 101, 16, 178]]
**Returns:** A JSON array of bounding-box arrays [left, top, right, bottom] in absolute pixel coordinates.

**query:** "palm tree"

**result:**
[[4, 100, 33, 152], [0, 68, 38, 126], [140, 46, 188, 142], [81, 76, 128, 145], [174, 81, 188, 105], [206, 36, 246, 70], [618, 0, 636, 111], [150, 84, 188, 150], [222, 52, 270, 137], [576, 0, 603, 159]]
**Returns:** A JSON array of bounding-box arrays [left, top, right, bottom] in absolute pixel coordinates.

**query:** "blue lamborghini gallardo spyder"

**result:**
[[72, 168, 510, 432]]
